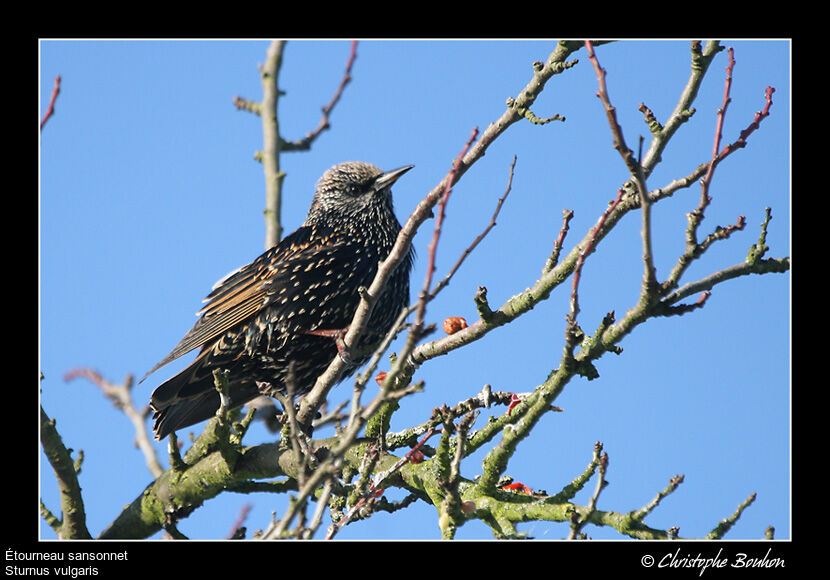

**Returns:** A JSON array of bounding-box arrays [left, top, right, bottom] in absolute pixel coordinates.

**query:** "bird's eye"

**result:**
[[347, 180, 374, 197]]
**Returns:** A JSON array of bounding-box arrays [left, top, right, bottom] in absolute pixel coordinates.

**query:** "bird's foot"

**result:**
[[255, 381, 282, 399], [300, 328, 353, 364]]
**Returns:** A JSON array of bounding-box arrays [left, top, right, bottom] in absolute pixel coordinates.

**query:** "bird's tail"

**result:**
[[149, 354, 260, 439]]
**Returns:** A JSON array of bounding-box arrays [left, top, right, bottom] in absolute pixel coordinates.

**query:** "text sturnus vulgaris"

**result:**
[[142, 161, 414, 439]]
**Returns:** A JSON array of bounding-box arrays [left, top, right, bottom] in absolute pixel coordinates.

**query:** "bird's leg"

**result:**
[[299, 328, 353, 364], [256, 381, 317, 437]]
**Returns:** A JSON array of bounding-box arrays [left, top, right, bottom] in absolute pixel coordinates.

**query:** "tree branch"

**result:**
[[280, 40, 358, 152], [259, 40, 287, 248], [63, 368, 163, 478], [585, 40, 657, 296], [40, 406, 92, 539], [40, 75, 62, 130]]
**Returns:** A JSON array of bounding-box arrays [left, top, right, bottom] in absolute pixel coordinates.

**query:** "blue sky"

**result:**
[[39, 39, 790, 541]]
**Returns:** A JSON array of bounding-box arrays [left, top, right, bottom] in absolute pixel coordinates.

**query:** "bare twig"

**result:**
[[416, 128, 480, 327], [243, 40, 359, 249], [552, 441, 605, 502], [717, 87, 775, 160], [640, 41, 725, 177], [689, 48, 737, 248], [40, 406, 92, 539], [260, 40, 287, 248], [429, 155, 515, 300], [63, 368, 163, 478], [543, 209, 575, 274], [226, 503, 252, 539], [631, 474, 685, 522], [567, 446, 608, 539], [305, 475, 336, 539], [41, 75, 61, 130], [281, 40, 358, 151], [568, 189, 624, 326], [584, 40, 656, 296], [706, 492, 757, 539]]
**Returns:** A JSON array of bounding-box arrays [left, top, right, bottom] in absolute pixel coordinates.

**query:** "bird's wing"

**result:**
[[140, 226, 313, 382], [140, 225, 378, 382]]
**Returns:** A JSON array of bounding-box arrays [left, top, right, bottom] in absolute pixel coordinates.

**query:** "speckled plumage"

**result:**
[[144, 162, 414, 439]]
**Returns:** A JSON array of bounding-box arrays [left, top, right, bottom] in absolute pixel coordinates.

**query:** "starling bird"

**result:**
[[142, 162, 414, 439]]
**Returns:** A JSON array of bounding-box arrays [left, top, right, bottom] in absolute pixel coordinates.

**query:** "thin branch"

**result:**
[[238, 40, 361, 249], [638, 102, 663, 134], [568, 189, 624, 325], [543, 209, 575, 274], [40, 406, 92, 539], [268, 371, 315, 488], [415, 128, 479, 327], [226, 503, 252, 539], [232, 95, 260, 115], [41, 75, 61, 130], [261, 372, 421, 537], [567, 447, 608, 539], [710, 49, 735, 164], [706, 492, 757, 539], [212, 368, 233, 430], [688, 48, 737, 253], [352, 129, 480, 433], [305, 475, 336, 539], [63, 368, 163, 478], [630, 474, 685, 521], [551, 441, 604, 502], [717, 85, 775, 161], [584, 40, 657, 296], [260, 40, 287, 248], [659, 253, 789, 309], [383, 384, 524, 452], [640, 41, 725, 176], [428, 154, 515, 301], [281, 40, 358, 152]]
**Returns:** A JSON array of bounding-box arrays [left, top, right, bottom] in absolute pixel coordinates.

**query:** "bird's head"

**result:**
[[306, 161, 413, 224]]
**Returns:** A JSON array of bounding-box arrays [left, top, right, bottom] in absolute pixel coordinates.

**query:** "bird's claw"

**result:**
[[301, 328, 352, 364]]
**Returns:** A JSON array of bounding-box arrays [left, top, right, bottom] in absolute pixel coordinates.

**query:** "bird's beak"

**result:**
[[375, 165, 414, 191]]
